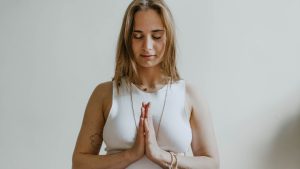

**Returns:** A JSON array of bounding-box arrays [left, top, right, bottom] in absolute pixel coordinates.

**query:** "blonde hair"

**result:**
[[113, 0, 180, 91]]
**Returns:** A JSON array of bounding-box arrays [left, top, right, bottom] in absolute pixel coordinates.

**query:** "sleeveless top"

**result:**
[[102, 78, 192, 169]]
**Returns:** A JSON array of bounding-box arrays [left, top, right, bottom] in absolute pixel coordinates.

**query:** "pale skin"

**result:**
[[72, 9, 219, 169]]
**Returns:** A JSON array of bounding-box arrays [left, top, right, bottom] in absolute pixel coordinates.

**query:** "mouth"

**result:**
[[140, 54, 155, 58]]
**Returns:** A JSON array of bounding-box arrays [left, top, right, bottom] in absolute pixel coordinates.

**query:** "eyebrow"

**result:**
[[133, 29, 165, 33]]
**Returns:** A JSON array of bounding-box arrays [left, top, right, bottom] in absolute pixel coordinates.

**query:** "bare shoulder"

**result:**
[[94, 81, 113, 98], [185, 81, 209, 114], [94, 81, 113, 120]]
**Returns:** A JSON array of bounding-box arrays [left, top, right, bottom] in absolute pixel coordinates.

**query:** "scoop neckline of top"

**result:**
[[130, 81, 169, 94]]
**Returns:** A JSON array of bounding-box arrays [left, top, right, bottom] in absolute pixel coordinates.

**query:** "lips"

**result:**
[[141, 54, 155, 57]]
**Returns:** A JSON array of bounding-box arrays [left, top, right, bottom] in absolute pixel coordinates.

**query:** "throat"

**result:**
[[132, 76, 171, 92], [139, 86, 149, 92], [137, 85, 163, 93]]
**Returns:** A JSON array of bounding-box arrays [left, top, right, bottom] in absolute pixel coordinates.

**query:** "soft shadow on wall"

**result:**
[[263, 95, 300, 169]]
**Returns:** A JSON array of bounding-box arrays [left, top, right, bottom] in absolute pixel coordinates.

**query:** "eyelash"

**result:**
[[133, 35, 162, 40]]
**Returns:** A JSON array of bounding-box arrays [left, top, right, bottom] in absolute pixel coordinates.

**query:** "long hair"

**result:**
[[113, 0, 180, 92]]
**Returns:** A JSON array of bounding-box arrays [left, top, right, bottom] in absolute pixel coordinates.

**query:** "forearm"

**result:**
[[72, 150, 138, 169], [156, 150, 219, 169]]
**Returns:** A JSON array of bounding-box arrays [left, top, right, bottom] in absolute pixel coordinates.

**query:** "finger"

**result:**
[[145, 114, 156, 135], [138, 117, 144, 137], [144, 118, 154, 142], [144, 117, 149, 135], [138, 117, 143, 130], [145, 109, 151, 120], [146, 102, 150, 109], [140, 107, 145, 118], [147, 110, 151, 119], [144, 107, 148, 119], [145, 102, 150, 113], [145, 102, 150, 118]]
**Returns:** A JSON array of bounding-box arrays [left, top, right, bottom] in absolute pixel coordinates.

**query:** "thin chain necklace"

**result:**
[[129, 80, 170, 139]]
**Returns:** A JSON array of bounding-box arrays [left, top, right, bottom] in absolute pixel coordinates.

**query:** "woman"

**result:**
[[72, 0, 219, 168]]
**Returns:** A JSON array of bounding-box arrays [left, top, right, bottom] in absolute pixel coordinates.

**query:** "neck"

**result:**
[[133, 66, 169, 90]]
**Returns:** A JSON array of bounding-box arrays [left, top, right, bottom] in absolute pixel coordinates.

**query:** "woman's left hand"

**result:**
[[142, 102, 164, 163]]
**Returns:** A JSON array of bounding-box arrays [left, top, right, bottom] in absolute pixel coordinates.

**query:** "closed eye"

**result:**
[[152, 36, 161, 40], [132, 33, 162, 40], [133, 34, 143, 39]]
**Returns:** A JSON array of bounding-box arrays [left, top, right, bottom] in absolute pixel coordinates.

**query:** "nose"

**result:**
[[142, 36, 154, 51]]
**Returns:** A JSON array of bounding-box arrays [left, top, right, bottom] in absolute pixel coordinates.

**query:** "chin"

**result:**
[[137, 62, 161, 69]]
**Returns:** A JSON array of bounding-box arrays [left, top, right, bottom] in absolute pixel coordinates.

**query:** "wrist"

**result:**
[[160, 149, 171, 163], [125, 149, 139, 162], [154, 149, 171, 166], [158, 150, 180, 169]]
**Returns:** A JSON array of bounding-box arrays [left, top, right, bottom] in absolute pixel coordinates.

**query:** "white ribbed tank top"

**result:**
[[103, 78, 192, 169]]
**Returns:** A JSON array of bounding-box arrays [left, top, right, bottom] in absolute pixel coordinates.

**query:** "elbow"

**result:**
[[203, 156, 219, 169], [72, 153, 82, 169]]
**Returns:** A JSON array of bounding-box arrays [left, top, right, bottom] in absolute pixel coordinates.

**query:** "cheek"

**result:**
[[155, 40, 166, 55], [131, 41, 140, 55]]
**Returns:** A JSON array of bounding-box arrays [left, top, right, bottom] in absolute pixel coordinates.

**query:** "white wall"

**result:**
[[1, 0, 299, 169]]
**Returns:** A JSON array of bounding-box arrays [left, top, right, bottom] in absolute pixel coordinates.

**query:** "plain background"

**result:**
[[1, 0, 300, 169]]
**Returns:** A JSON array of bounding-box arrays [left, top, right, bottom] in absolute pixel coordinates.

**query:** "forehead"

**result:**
[[133, 9, 164, 31]]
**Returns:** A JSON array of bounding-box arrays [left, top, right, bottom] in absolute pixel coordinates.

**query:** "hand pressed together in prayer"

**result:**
[[128, 102, 165, 163]]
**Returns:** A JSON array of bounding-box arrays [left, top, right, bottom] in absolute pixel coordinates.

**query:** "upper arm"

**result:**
[[73, 81, 112, 155], [186, 82, 219, 161]]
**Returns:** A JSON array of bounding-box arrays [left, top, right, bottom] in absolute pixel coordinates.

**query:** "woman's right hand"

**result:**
[[128, 106, 146, 161]]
